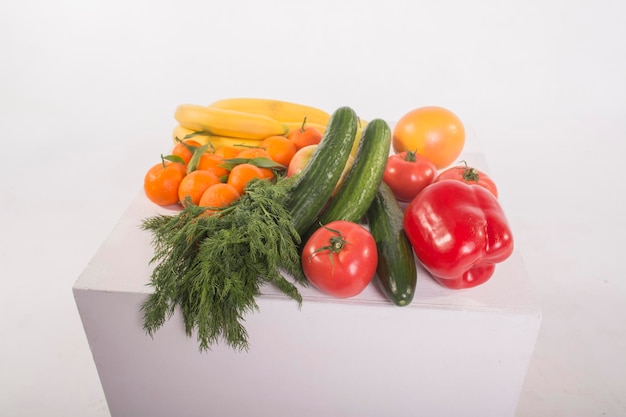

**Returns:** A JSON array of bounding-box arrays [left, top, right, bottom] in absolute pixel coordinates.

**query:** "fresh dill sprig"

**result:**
[[140, 176, 306, 352]]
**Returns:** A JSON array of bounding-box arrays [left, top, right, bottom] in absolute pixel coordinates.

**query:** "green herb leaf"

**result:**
[[140, 176, 306, 352]]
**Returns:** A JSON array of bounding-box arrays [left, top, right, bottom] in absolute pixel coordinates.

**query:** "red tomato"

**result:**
[[302, 221, 378, 298], [382, 150, 437, 202], [434, 161, 498, 198]]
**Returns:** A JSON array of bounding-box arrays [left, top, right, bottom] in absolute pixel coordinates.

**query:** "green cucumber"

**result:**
[[285, 106, 358, 236], [305, 118, 391, 238], [367, 181, 417, 306]]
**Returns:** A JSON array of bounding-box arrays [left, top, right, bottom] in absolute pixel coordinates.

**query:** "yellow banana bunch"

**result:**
[[209, 97, 332, 127], [172, 125, 264, 150], [172, 99, 368, 158], [174, 104, 289, 140]]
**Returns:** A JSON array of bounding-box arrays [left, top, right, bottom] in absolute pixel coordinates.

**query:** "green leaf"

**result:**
[[221, 156, 286, 171], [186, 144, 209, 174], [163, 154, 186, 165]]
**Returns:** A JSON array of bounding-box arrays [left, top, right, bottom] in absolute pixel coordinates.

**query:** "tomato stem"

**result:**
[[329, 235, 345, 251], [311, 224, 348, 254], [405, 150, 417, 162], [459, 160, 480, 183], [310, 223, 350, 274]]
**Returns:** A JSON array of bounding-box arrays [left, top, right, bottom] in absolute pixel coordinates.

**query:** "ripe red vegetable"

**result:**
[[382, 150, 437, 202], [403, 180, 514, 289], [434, 160, 498, 198], [301, 221, 378, 298]]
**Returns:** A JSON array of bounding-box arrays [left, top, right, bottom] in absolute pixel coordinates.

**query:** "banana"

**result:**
[[174, 104, 289, 140], [203, 136, 265, 151], [208, 97, 331, 127], [173, 102, 368, 158], [172, 125, 264, 150], [172, 125, 209, 145]]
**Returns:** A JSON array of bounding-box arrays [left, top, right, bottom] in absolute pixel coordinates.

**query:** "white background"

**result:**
[[1, 0, 625, 416]]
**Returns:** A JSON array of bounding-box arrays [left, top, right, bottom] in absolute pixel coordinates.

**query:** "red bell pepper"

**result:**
[[403, 180, 514, 289]]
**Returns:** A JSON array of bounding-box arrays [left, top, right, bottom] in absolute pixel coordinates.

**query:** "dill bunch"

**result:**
[[140, 176, 306, 351]]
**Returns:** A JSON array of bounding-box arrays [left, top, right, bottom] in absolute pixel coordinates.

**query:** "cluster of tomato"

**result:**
[[385, 106, 497, 202], [142, 122, 324, 214], [383, 152, 498, 202]]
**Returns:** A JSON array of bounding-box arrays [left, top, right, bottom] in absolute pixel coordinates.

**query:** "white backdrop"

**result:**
[[1, 0, 625, 416]]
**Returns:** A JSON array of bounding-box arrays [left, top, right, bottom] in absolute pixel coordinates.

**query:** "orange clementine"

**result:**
[[198, 183, 241, 216], [262, 135, 297, 166], [236, 147, 270, 160], [226, 163, 265, 195], [214, 145, 242, 159], [144, 160, 187, 206], [258, 167, 276, 181], [288, 118, 323, 150], [177, 170, 221, 207], [171, 139, 202, 165], [197, 153, 229, 178]]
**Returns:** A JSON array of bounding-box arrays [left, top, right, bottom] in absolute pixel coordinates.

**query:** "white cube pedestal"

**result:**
[[74, 152, 541, 417]]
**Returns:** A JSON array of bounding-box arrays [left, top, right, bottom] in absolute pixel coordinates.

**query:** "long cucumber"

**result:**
[[284, 106, 359, 236], [367, 182, 418, 306], [304, 118, 391, 238]]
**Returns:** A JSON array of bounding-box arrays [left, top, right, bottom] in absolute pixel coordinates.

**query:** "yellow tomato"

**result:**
[[392, 106, 465, 169]]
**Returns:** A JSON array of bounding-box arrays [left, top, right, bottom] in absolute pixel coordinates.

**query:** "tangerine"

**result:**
[[236, 147, 270, 160], [262, 135, 297, 167], [171, 139, 202, 165], [197, 153, 230, 178], [198, 183, 241, 216], [214, 145, 242, 159], [226, 163, 265, 195], [144, 160, 187, 206], [177, 170, 221, 207], [288, 118, 323, 150]]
